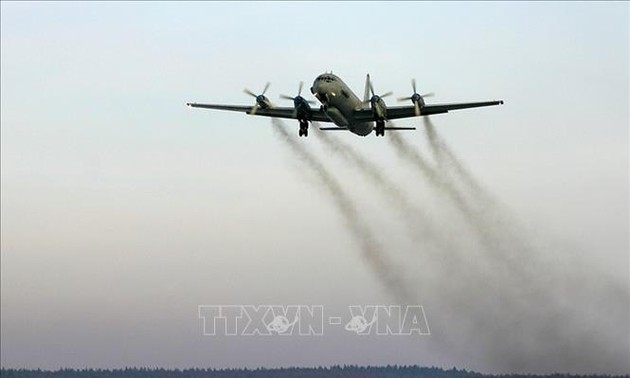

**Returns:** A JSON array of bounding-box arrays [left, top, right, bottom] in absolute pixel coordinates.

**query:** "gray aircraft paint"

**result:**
[[187, 73, 502, 137], [310, 73, 374, 136]]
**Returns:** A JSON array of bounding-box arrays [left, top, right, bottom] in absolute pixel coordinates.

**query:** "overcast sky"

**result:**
[[1, 1, 628, 374]]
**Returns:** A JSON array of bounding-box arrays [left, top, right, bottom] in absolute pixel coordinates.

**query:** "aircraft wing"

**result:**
[[186, 103, 332, 123], [352, 100, 504, 121]]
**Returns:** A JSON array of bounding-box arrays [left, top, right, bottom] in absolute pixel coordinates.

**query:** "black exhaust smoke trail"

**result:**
[[389, 128, 525, 266], [393, 120, 630, 373], [313, 126, 454, 254], [387, 130, 486, 235], [421, 118, 537, 269], [422, 117, 540, 269], [390, 124, 551, 311], [423, 117, 499, 212], [270, 118, 415, 303]]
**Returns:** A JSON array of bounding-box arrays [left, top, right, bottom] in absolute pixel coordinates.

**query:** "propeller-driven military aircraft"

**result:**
[[186, 73, 503, 137]]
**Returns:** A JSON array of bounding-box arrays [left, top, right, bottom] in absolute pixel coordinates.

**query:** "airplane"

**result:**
[[186, 73, 503, 137]]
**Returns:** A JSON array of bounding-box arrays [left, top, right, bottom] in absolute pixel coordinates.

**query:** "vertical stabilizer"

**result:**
[[363, 74, 371, 104]]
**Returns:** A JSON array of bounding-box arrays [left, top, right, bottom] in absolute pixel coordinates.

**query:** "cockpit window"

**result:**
[[317, 75, 336, 83]]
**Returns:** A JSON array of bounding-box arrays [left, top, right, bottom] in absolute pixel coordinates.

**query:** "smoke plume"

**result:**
[[270, 119, 415, 303], [390, 118, 629, 373], [313, 126, 457, 258], [423, 117, 492, 205], [388, 127, 524, 268], [272, 117, 628, 373]]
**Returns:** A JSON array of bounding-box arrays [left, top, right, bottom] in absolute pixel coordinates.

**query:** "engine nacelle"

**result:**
[[256, 95, 272, 109], [412, 93, 425, 109], [292, 96, 311, 120], [370, 95, 388, 120]]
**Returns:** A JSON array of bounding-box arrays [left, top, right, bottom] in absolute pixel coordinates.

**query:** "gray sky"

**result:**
[[1, 1, 628, 374]]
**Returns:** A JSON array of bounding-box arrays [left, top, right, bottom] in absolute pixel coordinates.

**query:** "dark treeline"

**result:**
[[1, 366, 628, 378]]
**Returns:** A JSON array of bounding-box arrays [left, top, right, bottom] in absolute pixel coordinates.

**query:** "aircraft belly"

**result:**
[[324, 107, 349, 126], [351, 122, 374, 136], [334, 100, 373, 136]]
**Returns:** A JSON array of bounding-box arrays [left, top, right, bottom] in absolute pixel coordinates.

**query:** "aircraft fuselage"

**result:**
[[310, 73, 374, 136]]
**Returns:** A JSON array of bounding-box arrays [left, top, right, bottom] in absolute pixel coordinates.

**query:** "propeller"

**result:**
[[397, 79, 434, 116], [280, 82, 315, 105], [244, 82, 273, 115], [363, 74, 393, 108], [280, 82, 316, 118]]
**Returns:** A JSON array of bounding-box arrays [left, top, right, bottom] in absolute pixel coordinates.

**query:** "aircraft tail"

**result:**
[[363, 74, 371, 103]]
